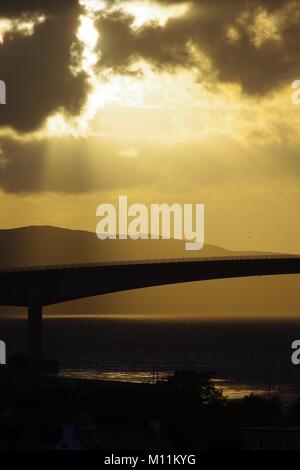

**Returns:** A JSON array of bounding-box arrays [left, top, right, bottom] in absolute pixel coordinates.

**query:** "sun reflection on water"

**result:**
[[60, 369, 273, 400]]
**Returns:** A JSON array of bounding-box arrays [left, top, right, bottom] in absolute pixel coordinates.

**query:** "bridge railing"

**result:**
[[0, 254, 299, 274]]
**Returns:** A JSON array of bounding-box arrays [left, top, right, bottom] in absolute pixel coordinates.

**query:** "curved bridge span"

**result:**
[[0, 254, 299, 363]]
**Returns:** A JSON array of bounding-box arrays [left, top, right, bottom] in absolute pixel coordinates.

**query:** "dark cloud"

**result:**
[[0, 133, 299, 194], [0, 0, 89, 132], [0, 0, 78, 16], [0, 0, 297, 136], [95, 0, 300, 95]]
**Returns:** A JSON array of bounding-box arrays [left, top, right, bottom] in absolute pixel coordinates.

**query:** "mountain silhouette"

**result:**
[[0, 225, 267, 269]]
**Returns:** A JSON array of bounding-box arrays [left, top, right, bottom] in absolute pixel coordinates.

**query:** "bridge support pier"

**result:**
[[27, 304, 43, 364]]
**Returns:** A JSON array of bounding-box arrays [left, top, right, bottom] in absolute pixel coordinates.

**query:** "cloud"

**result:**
[[0, 132, 299, 194], [0, 136, 154, 193], [95, 0, 300, 95], [0, 0, 89, 133], [1, 0, 298, 135]]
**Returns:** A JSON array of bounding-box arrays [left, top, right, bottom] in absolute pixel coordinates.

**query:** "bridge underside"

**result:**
[[0, 256, 299, 363]]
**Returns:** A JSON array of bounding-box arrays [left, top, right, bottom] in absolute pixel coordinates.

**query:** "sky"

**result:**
[[0, 0, 300, 254]]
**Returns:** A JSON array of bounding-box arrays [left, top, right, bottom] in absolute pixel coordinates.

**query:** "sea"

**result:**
[[1, 316, 300, 402]]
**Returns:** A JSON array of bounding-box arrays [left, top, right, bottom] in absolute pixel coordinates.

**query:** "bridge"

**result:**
[[0, 254, 299, 364]]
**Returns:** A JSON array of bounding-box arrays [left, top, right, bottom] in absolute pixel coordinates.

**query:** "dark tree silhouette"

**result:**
[[162, 369, 225, 407]]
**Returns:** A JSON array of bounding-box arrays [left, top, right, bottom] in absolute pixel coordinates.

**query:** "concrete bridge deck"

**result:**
[[0, 255, 299, 363]]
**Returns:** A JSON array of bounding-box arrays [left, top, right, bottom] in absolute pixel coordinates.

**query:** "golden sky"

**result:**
[[0, 0, 300, 254]]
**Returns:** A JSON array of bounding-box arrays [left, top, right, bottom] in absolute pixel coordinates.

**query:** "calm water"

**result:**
[[1, 317, 300, 401]]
